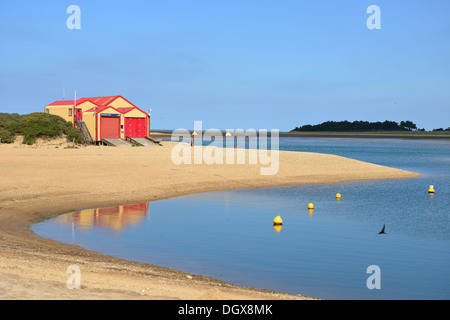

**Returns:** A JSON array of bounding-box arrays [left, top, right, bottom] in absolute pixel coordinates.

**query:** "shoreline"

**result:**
[[151, 130, 450, 140], [0, 140, 421, 300]]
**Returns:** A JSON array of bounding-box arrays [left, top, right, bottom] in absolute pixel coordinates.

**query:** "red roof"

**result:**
[[75, 97, 96, 105], [47, 100, 77, 106], [84, 96, 121, 106], [84, 105, 120, 113], [48, 96, 120, 107], [47, 95, 148, 116], [118, 107, 134, 113]]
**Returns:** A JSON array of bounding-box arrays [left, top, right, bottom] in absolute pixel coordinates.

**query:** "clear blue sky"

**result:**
[[1, 0, 449, 131]]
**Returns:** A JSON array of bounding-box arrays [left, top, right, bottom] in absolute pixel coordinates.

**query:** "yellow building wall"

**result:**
[[108, 97, 135, 110], [124, 108, 147, 118], [45, 105, 74, 123], [82, 112, 96, 141], [76, 101, 98, 112], [120, 116, 124, 139]]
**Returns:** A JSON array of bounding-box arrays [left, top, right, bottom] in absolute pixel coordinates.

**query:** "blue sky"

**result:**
[[1, 0, 449, 131]]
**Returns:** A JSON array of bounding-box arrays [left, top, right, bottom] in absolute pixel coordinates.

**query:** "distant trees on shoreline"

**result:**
[[291, 120, 450, 132], [292, 120, 419, 132]]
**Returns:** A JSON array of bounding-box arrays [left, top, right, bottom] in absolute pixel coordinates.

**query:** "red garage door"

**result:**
[[100, 116, 120, 139], [125, 117, 146, 138]]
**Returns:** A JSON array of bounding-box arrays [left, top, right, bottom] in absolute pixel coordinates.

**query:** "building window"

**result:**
[[45, 109, 49, 114], [69, 109, 72, 116]]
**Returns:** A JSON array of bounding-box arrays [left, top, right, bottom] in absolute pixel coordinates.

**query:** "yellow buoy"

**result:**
[[308, 203, 314, 210], [273, 215, 283, 225], [428, 185, 435, 194], [273, 225, 283, 232], [336, 193, 341, 200]]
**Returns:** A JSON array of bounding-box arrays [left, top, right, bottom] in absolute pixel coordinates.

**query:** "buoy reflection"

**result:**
[[273, 224, 283, 233]]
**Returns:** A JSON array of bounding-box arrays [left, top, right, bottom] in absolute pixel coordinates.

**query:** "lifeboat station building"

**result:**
[[44, 95, 151, 145]]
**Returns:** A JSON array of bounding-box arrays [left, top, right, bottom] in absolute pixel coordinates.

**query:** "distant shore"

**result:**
[[151, 130, 450, 140], [282, 131, 450, 140], [0, 138, 420, 300]]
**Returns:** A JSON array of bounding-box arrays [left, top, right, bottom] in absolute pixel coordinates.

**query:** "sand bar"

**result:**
[[0, 139, 420, 300]]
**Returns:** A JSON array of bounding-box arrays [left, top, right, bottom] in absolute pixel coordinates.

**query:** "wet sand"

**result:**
[[0, 138, 420, 300]]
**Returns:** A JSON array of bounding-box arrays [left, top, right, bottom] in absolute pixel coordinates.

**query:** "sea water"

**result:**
[[32, 138, 450, 299]]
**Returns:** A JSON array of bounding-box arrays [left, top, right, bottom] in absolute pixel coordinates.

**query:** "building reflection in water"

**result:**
[[55, 203, 149, 231]]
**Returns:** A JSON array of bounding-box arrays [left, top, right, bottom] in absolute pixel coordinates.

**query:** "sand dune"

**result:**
[[0, 140, 420, 300]]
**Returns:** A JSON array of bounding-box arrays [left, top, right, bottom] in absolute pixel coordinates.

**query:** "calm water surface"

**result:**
[[32, 138, 450, 299]]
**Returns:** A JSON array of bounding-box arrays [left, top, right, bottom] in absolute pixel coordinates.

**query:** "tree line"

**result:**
[[292, 120, 450, 132]]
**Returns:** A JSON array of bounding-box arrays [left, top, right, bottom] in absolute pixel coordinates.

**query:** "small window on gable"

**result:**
[[45, 109, 49, 114], [69, 109, 72, 116]]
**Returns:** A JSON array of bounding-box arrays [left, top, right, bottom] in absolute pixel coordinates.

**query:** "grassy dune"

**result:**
[[0, 112, 83, 145]]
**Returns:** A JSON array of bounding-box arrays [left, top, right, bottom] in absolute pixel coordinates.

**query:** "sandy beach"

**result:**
[[0, 137, 421, 300]]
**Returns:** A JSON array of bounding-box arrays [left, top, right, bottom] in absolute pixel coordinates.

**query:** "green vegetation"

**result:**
[[0, 112, 83, 145], [291, 120, 422, 132]]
